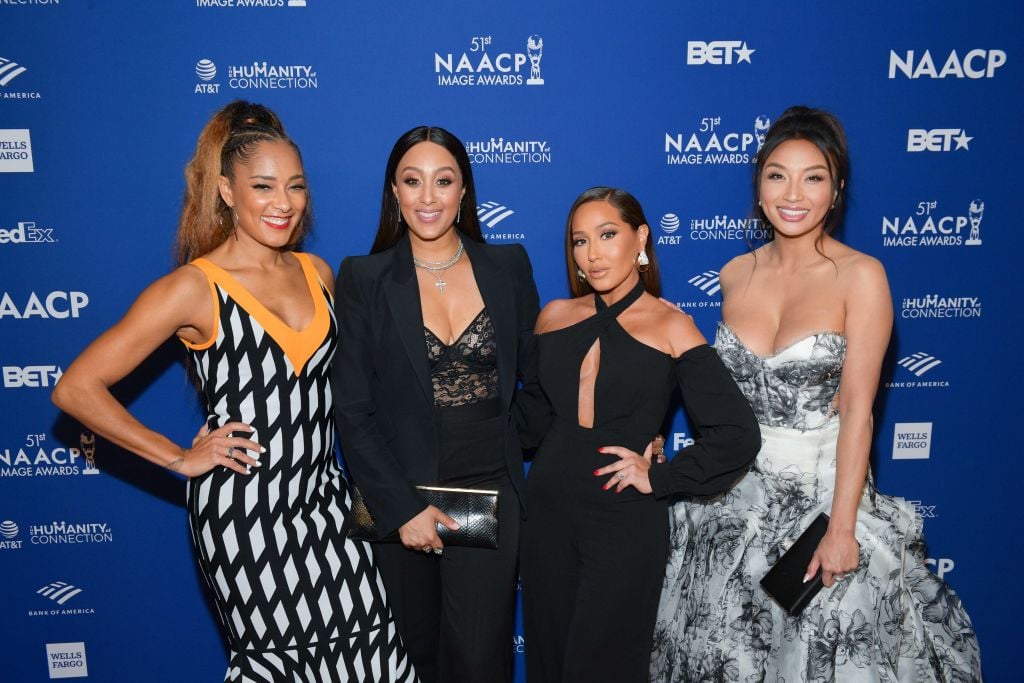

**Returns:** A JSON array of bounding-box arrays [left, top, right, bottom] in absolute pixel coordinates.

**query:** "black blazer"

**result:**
[[333, 234, 540, 535]]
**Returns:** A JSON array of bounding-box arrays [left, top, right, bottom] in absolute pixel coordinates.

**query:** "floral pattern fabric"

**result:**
[[650, 323, 982, 682]]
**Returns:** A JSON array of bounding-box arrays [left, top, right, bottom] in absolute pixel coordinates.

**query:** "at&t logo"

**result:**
[[665, 115, 768, 166], [0, 520, 22, 550], [195, 58, 219, 94], [0, 221, 56, 244], [435, 34, 545, 87], [658, 213, 682, 245], [882, 199, 984, 247], [907, 128, 972, 152], [889, 49, 1006, 79], [686, 41, 755, 65]]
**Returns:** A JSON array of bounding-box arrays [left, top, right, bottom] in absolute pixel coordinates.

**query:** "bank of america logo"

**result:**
[[0, 520, 18, 538], [688, 270, 721, 296], [477, 201, 514, 229], [37, 581, 82, 605], [195, 59, 216, 81], [660, 213, 680, 234], [0, 58, 27, 87], [898, 352, 942, 376]]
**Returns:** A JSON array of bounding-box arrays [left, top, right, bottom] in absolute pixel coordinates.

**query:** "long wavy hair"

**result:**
[[564, 187, 661, 298], [370, 126, 483, 254], [175, 101, 309, 265]]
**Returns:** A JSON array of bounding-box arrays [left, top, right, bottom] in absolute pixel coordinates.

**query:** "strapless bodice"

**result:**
[[714, 322, 846, 431]]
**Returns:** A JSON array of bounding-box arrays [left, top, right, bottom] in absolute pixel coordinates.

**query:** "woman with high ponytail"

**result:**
[[53, 101, 416, 682]]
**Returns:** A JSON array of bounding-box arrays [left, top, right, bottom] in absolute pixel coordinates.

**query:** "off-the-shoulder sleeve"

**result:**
[[648, 344, 761, 498]]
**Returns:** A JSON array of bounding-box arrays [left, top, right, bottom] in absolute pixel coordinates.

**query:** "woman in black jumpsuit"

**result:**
[[518, 187, 760, 682]]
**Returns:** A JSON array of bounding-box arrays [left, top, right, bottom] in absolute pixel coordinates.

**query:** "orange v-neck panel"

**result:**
[[186, 253, 329, 377], [178, 263, 221, 351]]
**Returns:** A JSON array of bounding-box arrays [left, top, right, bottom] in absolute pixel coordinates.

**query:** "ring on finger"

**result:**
[[421, 546, 432, 553], [616, 472, 626, 480]]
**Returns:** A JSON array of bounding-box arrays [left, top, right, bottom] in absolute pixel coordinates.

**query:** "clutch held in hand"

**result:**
[[759, 512, 830, 616], [348, 484, 499, 549]]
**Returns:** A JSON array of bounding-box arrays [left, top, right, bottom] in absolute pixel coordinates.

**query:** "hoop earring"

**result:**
[[576, 268, 586, 282]]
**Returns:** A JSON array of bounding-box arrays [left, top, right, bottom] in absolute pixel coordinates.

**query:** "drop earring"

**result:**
[[456, 202, 462, 225], [637, 248, 650, 272], [576, 268, 586, 281]]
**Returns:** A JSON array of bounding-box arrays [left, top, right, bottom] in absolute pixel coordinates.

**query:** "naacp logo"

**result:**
[[1, 56, 41, 100], [892, 422, 932, 460], [687, 41, 755, 65], [885, 352, 950, 389], [1, 520, 22, 550], [889, 49, 1006, 79], [674, 270, 723, 310], [477, 201, 525, 243], [901, 294, 981, 320], [0, 290, 89, 319], [3, 365, 63, 388], [196, 0, 302, 7], [435, 34, 546, 87], [883, 199, 984, 247], [0, 221, 56, 244], [907, 128, 972, 152], [666, 115, 768, 165], [465, 138, 551, 165], [926, 558, 956, 579], [1, 432, 96, 477], [0, 129, 33, 172]]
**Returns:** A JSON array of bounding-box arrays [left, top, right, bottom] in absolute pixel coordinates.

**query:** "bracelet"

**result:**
[[165, 456, 185, 472]]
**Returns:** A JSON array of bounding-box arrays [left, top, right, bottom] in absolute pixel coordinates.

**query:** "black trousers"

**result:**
[[521, 420, 669, 683], [374, 482, 519, 683], [375, 400, 519, 683]]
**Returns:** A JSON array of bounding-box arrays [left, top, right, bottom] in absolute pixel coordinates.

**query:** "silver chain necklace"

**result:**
[[413, 240, 464, 294]]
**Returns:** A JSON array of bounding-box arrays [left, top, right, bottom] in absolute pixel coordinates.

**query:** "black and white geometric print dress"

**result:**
[[651, 322, 982, 682], [181, 254, 416, 683]]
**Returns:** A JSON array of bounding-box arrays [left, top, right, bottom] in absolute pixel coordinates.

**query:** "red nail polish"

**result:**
[[593, 469, 600, 476]]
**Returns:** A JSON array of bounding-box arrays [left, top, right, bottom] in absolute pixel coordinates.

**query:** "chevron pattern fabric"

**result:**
[[185, 255, 415, 682]]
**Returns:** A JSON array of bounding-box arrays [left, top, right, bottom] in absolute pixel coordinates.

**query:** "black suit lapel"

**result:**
[[466, 240, 516, 408], [384, 236, 434, 405]]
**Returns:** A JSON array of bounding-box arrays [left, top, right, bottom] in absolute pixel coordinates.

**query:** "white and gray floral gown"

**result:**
[[651, 322, 982, 682]]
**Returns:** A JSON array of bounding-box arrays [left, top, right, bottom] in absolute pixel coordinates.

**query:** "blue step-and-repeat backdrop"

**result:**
[[1, 1, 1019, 680]]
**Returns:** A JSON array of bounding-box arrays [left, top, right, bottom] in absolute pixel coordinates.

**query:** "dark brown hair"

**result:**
[[564, 187, 661, 298], [370, 126, 483, 254], [175, 101, 309, 265], [753, 106, 849, 255]]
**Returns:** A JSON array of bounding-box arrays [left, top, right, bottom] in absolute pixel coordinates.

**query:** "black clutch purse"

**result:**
[[760, 513, 830, 616], [348, 485, 499, 549]]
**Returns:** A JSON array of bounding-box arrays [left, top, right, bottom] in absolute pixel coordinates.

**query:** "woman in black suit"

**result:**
[[333, 126, 539, 683]]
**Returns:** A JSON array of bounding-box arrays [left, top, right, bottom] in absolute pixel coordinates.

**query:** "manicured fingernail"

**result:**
[[597, 447, 605, 453], [252, 462, 262, 467], [593, 469, 600, 476], [260, 446, 266, 453], [802, 574, 811, 583]]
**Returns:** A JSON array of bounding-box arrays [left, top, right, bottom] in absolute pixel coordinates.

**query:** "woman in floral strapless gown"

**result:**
[[651, 107, 982, 682]]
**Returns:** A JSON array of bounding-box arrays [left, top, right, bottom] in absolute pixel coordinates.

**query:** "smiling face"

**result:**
[[571, 199, 648, 295], [218, 139, 307, 250], [392, 141, 466, 245], [757, 138, 837, 239]]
